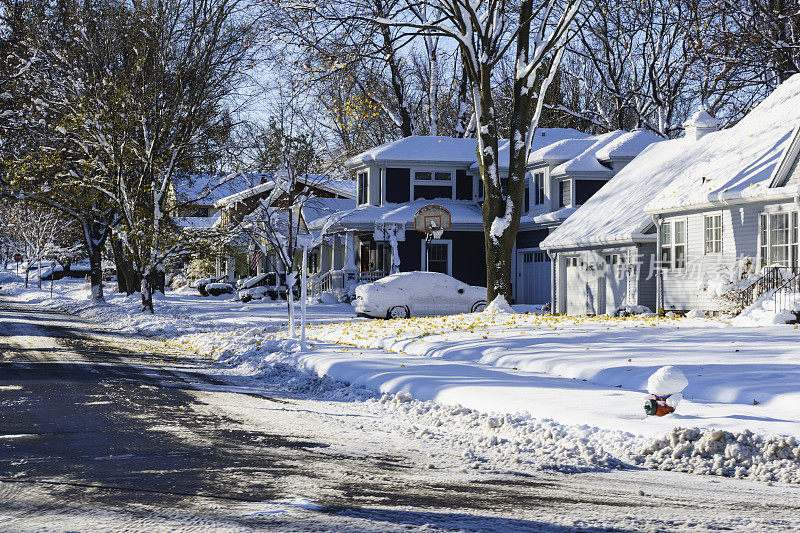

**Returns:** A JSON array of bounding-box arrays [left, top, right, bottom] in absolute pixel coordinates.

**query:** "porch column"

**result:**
[[344, 231, 358, 272], [226, 256, 235, 282]]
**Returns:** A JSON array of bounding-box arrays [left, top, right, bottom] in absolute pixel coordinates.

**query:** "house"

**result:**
[[543, 73, 800, 315], [171, 172, 268, 230], [304, 131, 654, 302], [213, 173, 356, 282], [643, 74, 800, 313]]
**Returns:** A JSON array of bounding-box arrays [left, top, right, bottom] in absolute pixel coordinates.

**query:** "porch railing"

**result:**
[[308, 270, 388, 298], [737, 266, 798, 310], [773, 270, 800, 316]]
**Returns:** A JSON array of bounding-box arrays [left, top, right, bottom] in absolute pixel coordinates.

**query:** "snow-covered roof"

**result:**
[[346, 136, 479, 168], [542, 74, 800, 250], [645, 74, 800, 214], [174, 172, 267, 205], [215, 174, 355, 208], [528, 138, 595, 166], [521, 206, 577, 226], [550, 131, 625, 176], [173, 213, 222, 230], [307, 199, 482, 232], [541, 139, 678, 250], [473, 128, 589, 170], [595, 130, 664, 162]]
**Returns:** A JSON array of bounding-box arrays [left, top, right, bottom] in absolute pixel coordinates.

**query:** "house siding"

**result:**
[[660, 201, 782, 312], [385, 167, 410, 203], [397, 230, 486, 287]]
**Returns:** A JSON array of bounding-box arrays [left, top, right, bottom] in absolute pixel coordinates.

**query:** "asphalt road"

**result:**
[[2, 299, 800, 532]]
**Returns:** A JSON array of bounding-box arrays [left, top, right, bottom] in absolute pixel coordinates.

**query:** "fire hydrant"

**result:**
[[644, 366, 688, 417], [644, 395, 675, 417]]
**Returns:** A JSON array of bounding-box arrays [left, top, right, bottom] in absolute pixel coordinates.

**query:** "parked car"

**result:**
[[353, 271, 487, 319]]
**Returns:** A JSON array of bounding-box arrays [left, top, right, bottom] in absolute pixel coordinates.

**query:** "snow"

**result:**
[[528, 138, 595, 166], [215, 175, 355, 208], [307, 198, 482, 232], [173, 171, 264, 206], [645, 74, 800, 213], [352, 271, 485, 317], [647, 366, 689, 396], [345, 136, 480, 167], [484, 295, 515, 313], [550, 131, 625, 176], [595, 130, 664, 162], [7, 270, 800, 485], [686, 309, 707, 318], [486, 128, 589, 170], [684, 105, 722, 129]]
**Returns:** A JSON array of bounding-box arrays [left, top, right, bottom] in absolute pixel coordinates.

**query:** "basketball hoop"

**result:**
[[414, 204, 451, 238]]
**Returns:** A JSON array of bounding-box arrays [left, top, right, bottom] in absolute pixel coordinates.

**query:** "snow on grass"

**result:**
[[6, 270, 800, 484]]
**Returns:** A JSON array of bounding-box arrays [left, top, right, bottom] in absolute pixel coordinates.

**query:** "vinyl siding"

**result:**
[[660, 201, 786, 312]]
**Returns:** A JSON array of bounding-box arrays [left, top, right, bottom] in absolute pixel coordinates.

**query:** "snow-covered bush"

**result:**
[[697, 256, 758, 314]]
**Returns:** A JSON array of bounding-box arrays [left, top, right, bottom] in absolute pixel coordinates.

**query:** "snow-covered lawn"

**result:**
[[4, 270, 800, 484]]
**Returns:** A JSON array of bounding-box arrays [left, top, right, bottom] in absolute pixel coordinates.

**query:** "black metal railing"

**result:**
[[737, 266, 798, 310], [773, 270, 800, 315]]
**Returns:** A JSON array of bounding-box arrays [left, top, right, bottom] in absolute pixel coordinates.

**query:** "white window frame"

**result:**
[[703, 213, 722, 255], [420, 239, 452, 276], [411, 168, 455, 201], [533, 172, 546, 205], [357, 170, 369, 205], [661, 218, 687, 271], [760, 210, 798, 268]]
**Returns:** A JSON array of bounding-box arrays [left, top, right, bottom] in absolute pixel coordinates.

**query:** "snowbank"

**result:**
[[484, 295, 515, 314]]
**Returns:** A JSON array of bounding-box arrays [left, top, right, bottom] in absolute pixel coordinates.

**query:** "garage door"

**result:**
[[517, 250, 551, 304]]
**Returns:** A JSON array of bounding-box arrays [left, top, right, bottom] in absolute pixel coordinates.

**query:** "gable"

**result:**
[[783, 146, 800, 187], [770, 124, 800, 188]]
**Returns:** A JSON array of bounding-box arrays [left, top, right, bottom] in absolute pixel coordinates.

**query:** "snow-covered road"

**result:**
[[2, 300, 800, 532]]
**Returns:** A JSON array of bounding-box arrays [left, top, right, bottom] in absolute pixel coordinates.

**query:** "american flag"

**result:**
[[249, 250, 263, 272]]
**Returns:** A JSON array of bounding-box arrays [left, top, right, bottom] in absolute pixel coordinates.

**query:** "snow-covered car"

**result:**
[[353, 271, 487, 319]]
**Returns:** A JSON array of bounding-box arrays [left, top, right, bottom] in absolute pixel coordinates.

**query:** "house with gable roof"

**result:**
[[542, 73, 800, 315]]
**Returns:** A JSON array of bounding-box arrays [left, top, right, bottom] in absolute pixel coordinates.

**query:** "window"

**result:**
[[524, 186, 530, 214], [575, 180, 606, 205], [414, 171, 432, 181], [604, 254, 625, 265], [308, 251, 319, 274], [533, 172, 545, 205], [559, 180, 571, 208], [704, 214, 722, 254], [760, 212, 799, 268], [661, 220, 686, 270], [523, 251, 547, 263], [414, 170, 452, 182], [357, 171, 368, 205]]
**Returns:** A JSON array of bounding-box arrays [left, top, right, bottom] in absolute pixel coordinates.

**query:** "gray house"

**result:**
[[644, 75, 800, 313], [543, 73, 800, 315]]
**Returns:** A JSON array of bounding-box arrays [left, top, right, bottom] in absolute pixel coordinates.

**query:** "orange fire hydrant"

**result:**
[[644, 395, 675, 417]]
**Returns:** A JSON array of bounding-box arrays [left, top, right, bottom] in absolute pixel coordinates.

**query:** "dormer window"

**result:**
[[559, 180, 571, 208]]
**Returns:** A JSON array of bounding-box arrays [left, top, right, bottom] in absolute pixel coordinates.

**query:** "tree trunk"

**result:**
[[88, 241, 104, 303], [140, 271, 154, 313]]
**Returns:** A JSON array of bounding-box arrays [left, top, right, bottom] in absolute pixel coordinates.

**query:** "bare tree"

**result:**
[[373, 0, 584, 302]]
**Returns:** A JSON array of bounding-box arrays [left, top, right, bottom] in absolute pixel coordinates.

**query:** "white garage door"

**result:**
[[517, 250, 551, 304], [603, 254, 628, 314]]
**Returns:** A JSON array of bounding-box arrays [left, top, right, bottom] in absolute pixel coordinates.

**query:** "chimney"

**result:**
[[684, 106, 721, 141]]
